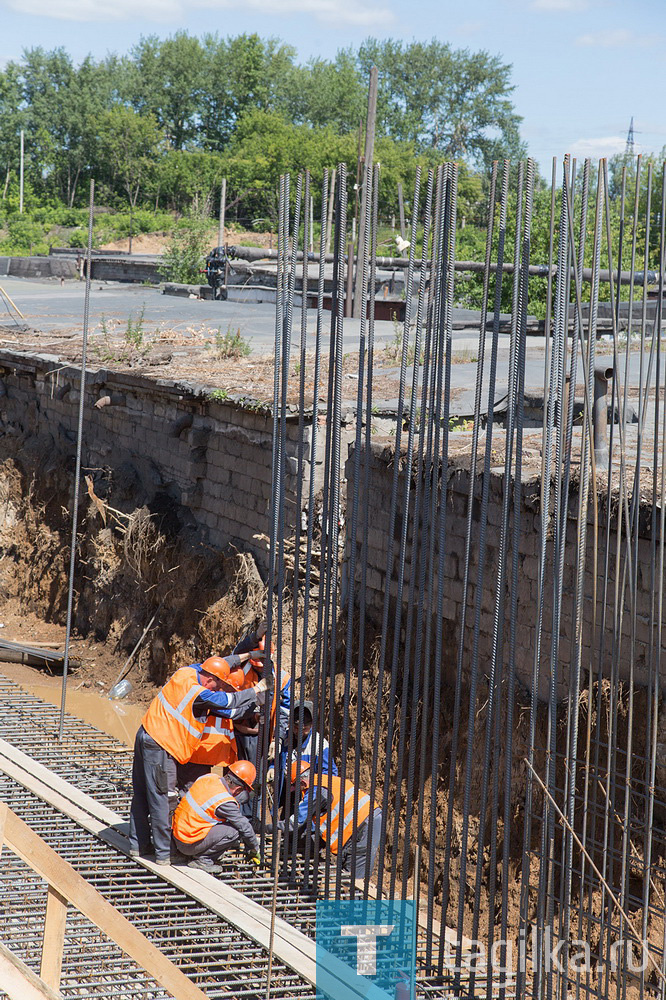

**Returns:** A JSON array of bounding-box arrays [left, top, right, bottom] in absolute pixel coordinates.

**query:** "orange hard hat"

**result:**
[[250, 636, 276, 669], [290, 760, 311, 786], [225, 667, 246, 691], [200, 656, 231, 682], [227, 759, 257, 790]]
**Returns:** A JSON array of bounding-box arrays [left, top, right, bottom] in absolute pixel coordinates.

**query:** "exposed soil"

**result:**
[[99, 227, 276, 255], [0, 446, 266, 697], [0, 412, 661, 994]]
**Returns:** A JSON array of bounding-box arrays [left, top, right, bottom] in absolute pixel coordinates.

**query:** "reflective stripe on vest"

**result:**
[[156, 690, 202, 739], [183, 788, 232, 823], [172, 774, 236, 844], [315, 775, 372, 854], [289, 732, 327, 767], [142, 667, 206, 764], [190, 714, 237, 766]]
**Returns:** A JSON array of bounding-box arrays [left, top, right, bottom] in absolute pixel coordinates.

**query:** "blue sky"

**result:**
[[0, 0, 662, 178]]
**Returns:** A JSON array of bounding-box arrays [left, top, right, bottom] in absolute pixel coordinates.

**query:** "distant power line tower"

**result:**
[[626, 117, 635, 156]]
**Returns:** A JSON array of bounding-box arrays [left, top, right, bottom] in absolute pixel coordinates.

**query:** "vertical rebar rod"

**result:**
[[336, 162, 372, 897], [59, 178, 95, 741]]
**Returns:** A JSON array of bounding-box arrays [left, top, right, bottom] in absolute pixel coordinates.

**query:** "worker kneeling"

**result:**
[[289, 762, 382, 881], [172, 761, 260, 873]]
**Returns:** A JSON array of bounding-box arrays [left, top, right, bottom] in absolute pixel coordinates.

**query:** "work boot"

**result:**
[[187, 858, 223, 874], [129, 847, 154, 859], [153, 857, 171, 866]]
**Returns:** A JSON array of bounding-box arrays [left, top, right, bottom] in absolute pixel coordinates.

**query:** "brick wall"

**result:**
[[345, 439, 663, 703], [0, 349, 316, 571]]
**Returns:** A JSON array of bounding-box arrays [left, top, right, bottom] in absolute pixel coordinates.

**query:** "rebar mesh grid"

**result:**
[[0, 771, 317, 999]]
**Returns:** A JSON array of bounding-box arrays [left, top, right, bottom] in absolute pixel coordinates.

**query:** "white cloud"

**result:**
[[201, 0, 394, 25], [4, 0, 181, 17], [4, 0, 392, 25], [531, 0, 587, 10], [575, 27, 656, 47], [569, 135, 627, 159]]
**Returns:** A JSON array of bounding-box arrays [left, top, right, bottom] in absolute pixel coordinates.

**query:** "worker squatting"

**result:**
[[128, 622, 382, 880]]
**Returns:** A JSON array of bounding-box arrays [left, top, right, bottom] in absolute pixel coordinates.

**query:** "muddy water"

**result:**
[[4, 671, 146, 747]]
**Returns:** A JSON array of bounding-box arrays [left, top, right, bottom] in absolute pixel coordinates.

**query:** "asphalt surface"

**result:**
[[0, 276, 655, 412]]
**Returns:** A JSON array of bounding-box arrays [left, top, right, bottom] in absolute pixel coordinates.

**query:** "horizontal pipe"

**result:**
[[229, 244, 657, 286], [0, 649, 81, 669]]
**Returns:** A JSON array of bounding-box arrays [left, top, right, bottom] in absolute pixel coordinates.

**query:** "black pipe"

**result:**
[[228, 244, 658, 285]]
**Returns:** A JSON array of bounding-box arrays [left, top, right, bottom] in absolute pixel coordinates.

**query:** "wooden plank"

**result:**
[[0, 798, 7, 855], [3, 809, 209, 1000], [0, 738, 317, 984], [0, 939, 62, 1000], [0, 741, 414, 1000], [39, 886, 67, 990]]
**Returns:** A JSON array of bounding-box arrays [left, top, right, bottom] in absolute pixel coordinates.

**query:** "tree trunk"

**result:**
[[68, 167, 81, 209]]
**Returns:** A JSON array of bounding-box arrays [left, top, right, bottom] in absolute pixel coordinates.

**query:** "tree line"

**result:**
[[0, 32, 525, 221]]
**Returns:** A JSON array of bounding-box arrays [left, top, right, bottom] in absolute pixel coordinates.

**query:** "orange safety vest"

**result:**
[[172, 773, 236, 844], [313, 774, 372, 854], [142, 666, 206, 765], [189, 714, 238, 766]]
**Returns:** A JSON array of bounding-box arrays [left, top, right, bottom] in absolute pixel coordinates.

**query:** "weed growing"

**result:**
[[211, 326, 251, 360]]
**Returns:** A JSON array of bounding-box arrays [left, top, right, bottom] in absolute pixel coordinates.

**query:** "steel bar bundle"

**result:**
[[263, 153, 666, 1000]]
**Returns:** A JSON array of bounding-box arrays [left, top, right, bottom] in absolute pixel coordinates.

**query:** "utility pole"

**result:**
[[19, 130, 24, 215], [309, 194, 314, 253], [325, 168, 336, 255], [353, 117, 363, 250], [352, 66, 378, 319], [218, 177, 227, 246]]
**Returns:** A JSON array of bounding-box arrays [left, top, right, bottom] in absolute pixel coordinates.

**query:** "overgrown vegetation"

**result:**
[[0, 33, 662, 327], [210, 326, 251, 360], [0, 32, 523, 240], [158, 214, 210, 284]]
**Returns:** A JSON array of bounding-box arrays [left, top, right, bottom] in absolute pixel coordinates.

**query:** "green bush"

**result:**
[[94, 209, 173, 244], [158, 214, 210, 284], [212, 325, 251, 359], [0, 216, 50, 254]]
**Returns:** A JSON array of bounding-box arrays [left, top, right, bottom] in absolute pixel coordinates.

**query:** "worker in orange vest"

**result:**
[[177, 664, 246, 791], [172, 760, 260, 873], [232, 623, 291, 818], [287, 761, 383, 881], [129, 654, 267, 865]]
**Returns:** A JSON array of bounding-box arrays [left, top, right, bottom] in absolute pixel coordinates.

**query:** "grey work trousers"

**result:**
[[128, 726, 178, 862], [339, 807, 383, 881], [173, 824, 241, 863], [177, 761, 211, 792], [236, 730, 259, 819]]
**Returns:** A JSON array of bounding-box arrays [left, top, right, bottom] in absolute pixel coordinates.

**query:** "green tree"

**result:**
[[357, 38, 524, 168], [97, 106, 163, 251], [158, 212, 211, 283], [200, 33, 297, 149], [128, 33, 205, 150], [0, 64, 23, 202], [285, 50, 366, 133], [151, 149, 225, 213]]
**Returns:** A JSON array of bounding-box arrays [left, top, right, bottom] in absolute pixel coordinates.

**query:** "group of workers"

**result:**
[[128, 620, 382, 881]]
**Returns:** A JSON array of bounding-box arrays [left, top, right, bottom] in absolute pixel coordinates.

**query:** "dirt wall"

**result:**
[[0, 347, 314, 571]]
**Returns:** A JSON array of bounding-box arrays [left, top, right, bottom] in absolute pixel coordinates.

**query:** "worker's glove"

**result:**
[[254, 678, 268, 694], [245, 851, 261, 866], [266, 766, 275, 783], [255, 620, 268, 641], [277, 819, 286, 833]]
